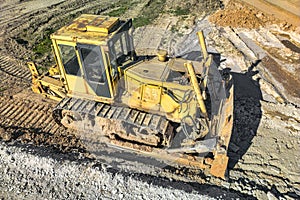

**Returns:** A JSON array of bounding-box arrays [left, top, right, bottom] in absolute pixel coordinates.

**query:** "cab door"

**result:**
[[56, 42, 86, 95], [77, 44, 112, 99]]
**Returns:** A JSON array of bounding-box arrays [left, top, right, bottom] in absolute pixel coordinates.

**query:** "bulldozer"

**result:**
[[27, 14, 234, 179]]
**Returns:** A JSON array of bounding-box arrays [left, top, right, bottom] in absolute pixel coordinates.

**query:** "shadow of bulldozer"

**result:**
[[179, 51, 262, 171], [227, 61, 262, 169]]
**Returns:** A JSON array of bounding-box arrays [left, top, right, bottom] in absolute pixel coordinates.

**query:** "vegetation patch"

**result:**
[[107, 1, 139, 17], [133, 0, 166, 27], [173, 7, 189, 16], [133, 17, 151, 28], [107, 7, 128, 17], [0, 87, 6, 92], [32, 28, 55, 57]]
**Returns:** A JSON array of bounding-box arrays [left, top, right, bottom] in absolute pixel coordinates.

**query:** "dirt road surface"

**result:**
[[0, 0, 299, 199]]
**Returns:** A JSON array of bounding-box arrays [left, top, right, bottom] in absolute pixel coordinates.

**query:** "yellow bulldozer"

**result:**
[[27, 14, 234, 178]]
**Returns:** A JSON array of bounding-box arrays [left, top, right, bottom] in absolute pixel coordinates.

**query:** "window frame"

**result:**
[[58, 44, 82, 77]]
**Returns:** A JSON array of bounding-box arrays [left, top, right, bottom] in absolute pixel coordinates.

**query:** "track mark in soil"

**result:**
[[0, 55, 31, 81], [0, 96, 84, 152]]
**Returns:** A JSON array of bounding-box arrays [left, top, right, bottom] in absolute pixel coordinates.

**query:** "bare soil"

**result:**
[[240, 0, 300, 27], [209, 1, 279, 29], [209, 0, 300, 106], [209, 0, 297, 30]]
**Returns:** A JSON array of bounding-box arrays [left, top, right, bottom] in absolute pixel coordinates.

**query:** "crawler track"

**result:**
[[53, 97, 172, 147]]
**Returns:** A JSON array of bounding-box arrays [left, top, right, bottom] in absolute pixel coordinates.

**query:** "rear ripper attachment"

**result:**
[[28, 14, 234, 179]]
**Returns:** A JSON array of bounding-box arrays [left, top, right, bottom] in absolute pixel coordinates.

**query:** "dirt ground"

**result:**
[[0, 0, 299, 199]]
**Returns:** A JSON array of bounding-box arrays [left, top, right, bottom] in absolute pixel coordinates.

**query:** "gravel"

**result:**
[[0, 142, 244, 200]]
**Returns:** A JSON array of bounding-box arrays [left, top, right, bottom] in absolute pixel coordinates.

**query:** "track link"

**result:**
[[53, 97, 173, 147]]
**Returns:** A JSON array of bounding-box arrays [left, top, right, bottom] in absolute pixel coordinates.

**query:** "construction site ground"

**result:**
[[0, 0, 299, 199]]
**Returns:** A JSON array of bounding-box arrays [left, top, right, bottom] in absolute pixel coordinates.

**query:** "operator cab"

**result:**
[[50, 14, 135, 103]]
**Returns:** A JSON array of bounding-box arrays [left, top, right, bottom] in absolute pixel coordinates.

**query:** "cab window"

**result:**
[[108, 26, 133, 78], [79, 46, 106, 83], [58, 44, 81, 76]]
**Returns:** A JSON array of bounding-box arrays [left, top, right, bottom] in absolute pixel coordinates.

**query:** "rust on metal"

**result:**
[[210, 154, 229, 179]]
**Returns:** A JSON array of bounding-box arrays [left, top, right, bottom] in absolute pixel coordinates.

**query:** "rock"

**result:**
[[0, 128, 11, 141], [283, 194, 296, 200], [221, 181, 230, 189], [285, 142, 294, 149], [118, 193, 124, 199], [267, 165, 281, 175], [267, 191, 278, 200], [259, 79, 284, 103], [254, 190, 268, 200]]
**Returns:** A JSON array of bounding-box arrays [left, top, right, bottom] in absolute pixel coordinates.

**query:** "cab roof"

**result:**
[[51, 14, 121, 45]]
